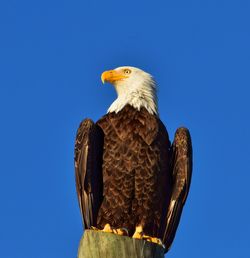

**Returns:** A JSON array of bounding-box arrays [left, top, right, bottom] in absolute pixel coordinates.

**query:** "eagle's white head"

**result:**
[[101, 66, 158, 115]]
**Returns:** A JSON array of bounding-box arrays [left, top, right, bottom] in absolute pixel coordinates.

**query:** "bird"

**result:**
[[74, 66, 192, 252]]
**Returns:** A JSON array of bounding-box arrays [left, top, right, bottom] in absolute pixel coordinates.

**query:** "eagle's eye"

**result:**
[[123, 69, 131, 75]]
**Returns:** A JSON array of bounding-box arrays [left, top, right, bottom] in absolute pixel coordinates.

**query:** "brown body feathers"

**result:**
[[74, 104, 192, 252]]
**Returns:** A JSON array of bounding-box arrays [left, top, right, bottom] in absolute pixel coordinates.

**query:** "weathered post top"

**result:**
[[77, 230, 165, 258]]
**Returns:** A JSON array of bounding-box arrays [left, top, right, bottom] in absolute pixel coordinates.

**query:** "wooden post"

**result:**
[[77, 230, 165, 258]]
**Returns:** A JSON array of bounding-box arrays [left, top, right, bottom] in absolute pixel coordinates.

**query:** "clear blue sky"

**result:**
[[0, 1, 249, 257]]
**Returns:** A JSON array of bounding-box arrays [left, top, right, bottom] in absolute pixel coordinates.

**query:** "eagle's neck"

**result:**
[[107, 81, 158, 115]]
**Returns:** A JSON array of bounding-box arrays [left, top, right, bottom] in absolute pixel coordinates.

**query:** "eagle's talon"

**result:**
[[90, 226, 100, 231], [102, 223, 114, 233], [142, 235, 165, 247], [113, 228, 129, 236], [132, 225, 143, 239], [132, 232, 143, 239]]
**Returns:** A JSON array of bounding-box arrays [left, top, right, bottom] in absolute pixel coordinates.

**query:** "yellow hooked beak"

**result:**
[[101, 70, 128, 84]]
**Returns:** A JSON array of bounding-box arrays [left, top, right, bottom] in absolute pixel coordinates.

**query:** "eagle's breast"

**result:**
[[96, 105, 171, 233]]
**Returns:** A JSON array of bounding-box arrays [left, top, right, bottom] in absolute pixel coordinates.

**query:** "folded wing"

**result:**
[[163, 127, 193, 251], [74, 119, 104, 229]]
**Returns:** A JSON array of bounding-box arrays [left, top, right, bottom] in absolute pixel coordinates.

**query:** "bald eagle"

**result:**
[[74, 66, 192, 252]]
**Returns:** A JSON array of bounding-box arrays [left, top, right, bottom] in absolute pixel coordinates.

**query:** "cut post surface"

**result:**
[[77, 229, 165, 258]]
